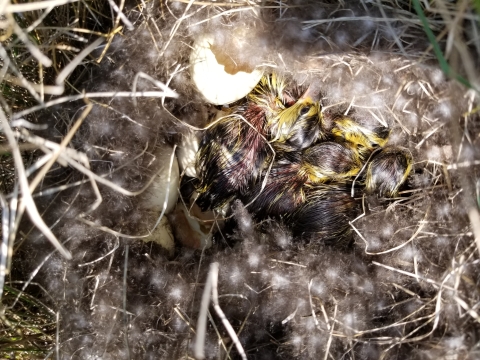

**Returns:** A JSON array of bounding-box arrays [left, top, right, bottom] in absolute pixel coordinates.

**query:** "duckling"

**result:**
[[365, 146, 413, 197], [249, 73, 323, 151], [248, 72, 289, 117], [195, 73, 323, 211], [330, 117, 390, 159], [289, 184, 360, 243], [270, 97, 323, 152], [240, 151, 307, 217], [195, 102, 269, 210], [301, 141, 362, 184]]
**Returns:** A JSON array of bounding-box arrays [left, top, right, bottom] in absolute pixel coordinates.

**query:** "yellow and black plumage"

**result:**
[[301, 141, 362, 184], [329, 117, 390, 159], [195, 73, 323, 211], [194, 71, 413, 244], [240, 151, 307, 217], [195, 103, 269, 211], [269, 97, 323, 152], [247, 73, 289, 117], [288, 184, 360, 243], [365, 146, 413, 197]]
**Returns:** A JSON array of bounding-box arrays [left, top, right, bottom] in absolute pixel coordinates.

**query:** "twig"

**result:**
[[0, 106, 72, 260], [324, 302, 337, 360], [195, 263, 247, 360], [123, 245, 131, 360]]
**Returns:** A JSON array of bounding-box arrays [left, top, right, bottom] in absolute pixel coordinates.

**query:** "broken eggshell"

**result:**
[[168, 200, 220, 250], [141, 144, 180, 214], [141, 215, 175, 257], [176, 129, 201, 179], [190, 33, 263, 105]]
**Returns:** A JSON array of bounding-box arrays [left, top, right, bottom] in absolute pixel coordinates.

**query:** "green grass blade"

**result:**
[[412, 0, 474, 90]]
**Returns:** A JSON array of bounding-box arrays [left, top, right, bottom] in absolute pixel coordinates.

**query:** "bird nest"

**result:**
[[1, 1, 480, 359]]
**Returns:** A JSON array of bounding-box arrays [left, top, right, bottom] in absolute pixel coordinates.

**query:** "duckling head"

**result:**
[[269, 97, 323, 152], [365, 146, 413, 198], [248, 73, 288, 118]]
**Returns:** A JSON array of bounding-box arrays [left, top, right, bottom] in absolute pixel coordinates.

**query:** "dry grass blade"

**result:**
[[13, 90, 178, 120], [194, 262, 215, 359], [0, 107, 72, 259], [195, 263, 247, 360], [5, 0, 79, 12], [55, 38, 105, 86]]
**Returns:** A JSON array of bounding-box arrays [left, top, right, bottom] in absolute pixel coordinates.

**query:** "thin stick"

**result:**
[[0, 194, 10, 301], [0, 106, 72, 259], [210, 263, 247, 360], [194, 262, 215, 359], [324, 303, 337, 360], [107, 0, 134, 30], [56, 38, 104, 85], [360, 207, 430, 255], [13, 90, 178, 120], [196, 263, 247, 359], [6, 0, 79, 12], [123, 245, 130, 360], [150, 145, 177, 232]]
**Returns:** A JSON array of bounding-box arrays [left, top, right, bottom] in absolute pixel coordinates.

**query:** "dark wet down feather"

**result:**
[[289, 184, 360, 243], [365, 146, 413, 197]]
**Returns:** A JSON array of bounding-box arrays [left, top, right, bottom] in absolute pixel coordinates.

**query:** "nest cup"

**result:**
[[2, 1, 480, 359]]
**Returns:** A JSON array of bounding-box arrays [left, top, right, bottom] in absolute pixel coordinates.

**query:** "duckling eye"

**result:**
[[300, 106, 311, 116]]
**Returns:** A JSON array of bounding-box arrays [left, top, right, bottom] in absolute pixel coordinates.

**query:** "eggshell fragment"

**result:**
[[141, 145, 179, 214], [176, 130, 201, 178], [142, 215, 175, 257], [168, 200, 217, 249], [190, 34, 263, 105]]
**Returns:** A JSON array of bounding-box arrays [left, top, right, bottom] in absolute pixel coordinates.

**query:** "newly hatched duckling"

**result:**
[[250, 72, 323, 151], [365, 146, 413, 197], [195, 73, 323, 211], [301, 141, 362, 184], [195, 103, 269, 211], [289, 184, 360, 243], [330, 117, 390, 159], [248, 72, 289, 118], [240, 151, 307, 217], [269, 97, 323, 152]]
